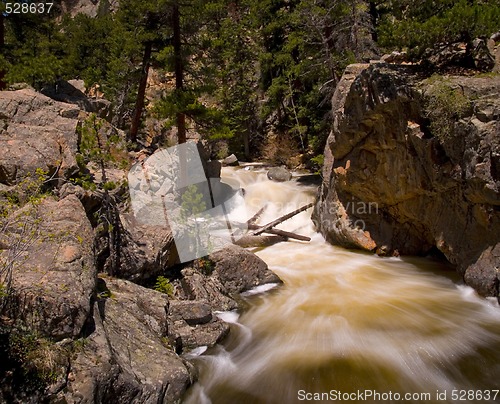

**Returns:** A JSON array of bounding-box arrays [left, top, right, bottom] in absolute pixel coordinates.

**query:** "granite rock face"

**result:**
[[210, 244, 281, 294], [114, 212, 178, 283], [313, 63, 500, 298], [60, 0, 118, 17], [42, 79, 113, 121]]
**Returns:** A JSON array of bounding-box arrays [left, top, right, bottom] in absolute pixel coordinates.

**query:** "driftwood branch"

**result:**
[[251, 203, 314, 236], [246, 205, 267, 225]]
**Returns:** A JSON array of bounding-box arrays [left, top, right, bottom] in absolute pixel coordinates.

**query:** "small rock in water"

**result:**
[[222, 154, 239, 166], [267, 167, 292, 182]]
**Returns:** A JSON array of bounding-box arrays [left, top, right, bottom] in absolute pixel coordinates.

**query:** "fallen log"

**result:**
[[234, 234, 286, 248], [226, 202, 313, 247], [247, 223, 311, 242], [251, 202, 314, 236]]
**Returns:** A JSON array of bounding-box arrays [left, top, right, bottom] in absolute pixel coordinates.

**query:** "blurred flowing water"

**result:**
[[183, 167, 500, 404]]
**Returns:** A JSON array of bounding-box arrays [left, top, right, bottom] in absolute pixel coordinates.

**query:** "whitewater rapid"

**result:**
[[183, 167, 500, 404]]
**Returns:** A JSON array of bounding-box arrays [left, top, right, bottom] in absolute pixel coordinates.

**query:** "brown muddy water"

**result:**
[[183, 167, 500, 404]]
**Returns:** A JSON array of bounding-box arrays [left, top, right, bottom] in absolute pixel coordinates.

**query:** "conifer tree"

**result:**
[[377, 0, 500, 58], [1, 2, 64, 89]]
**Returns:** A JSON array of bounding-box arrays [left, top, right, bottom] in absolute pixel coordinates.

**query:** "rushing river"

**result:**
[[183, 167, 500, 404]]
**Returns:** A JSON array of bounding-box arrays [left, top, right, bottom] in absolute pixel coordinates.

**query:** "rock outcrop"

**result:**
[[0, 89, 80, 185], [42, 80, 113, 122], [313, 63, 500, 299], [209, 244, 281, 294], [422, 39, 495, 72], [60, 0, 118, 17], [115, 212, 178, 283]]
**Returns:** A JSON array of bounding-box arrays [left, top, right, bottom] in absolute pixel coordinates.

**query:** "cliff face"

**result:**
[[313, 63, 500, 299]]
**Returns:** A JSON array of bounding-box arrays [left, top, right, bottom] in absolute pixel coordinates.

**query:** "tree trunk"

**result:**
[[369, 1, 378, 42], [0, 13, 6, 90], [96, 127, 120, 276], [129, 41, 152, 143], [173, 2, 186, 144], [243, 130, 250, 159]]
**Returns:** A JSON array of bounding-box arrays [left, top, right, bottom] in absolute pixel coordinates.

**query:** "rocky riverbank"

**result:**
[[313, 62, 500, 300], [0, 87, 280, 403]]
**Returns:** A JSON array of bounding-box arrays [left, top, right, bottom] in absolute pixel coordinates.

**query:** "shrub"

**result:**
[[154, 276, 174, 296], [424, 81, 471, 142], [6, 328, 65, 390], [198, 257, 215, 276], [0, 170, 48, 315]]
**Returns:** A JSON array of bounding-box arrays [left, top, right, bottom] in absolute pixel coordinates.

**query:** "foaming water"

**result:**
[[184, 168, 500, 404]]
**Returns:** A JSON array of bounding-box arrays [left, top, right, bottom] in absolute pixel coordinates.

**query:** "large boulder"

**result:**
[[4, 195, 96, 340], [60, 0, 118, 17], [167, 300, 229, 352], [42, 80, 113, 121], [179, 267, 238, 312], [422, 39, 495, 71], [114, 212, 178, 283], [222, 154, 239, 166], [0, 89, 80, 185], [313, 63, 500, 298], [464, 243, 500, 297], [178, 245, 281, 312], [210, 244, 281, 294], [59, 181, 178, 284]]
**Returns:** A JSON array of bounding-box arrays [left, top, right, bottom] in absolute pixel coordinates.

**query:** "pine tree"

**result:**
[[377, 0, 500, 58], [1, 3, 64, 89]]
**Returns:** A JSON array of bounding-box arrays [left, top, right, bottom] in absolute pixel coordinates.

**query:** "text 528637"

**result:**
[[4, 3, 53, 14]]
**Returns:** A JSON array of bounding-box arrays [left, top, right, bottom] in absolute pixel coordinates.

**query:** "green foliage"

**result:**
[[1, 0, 376, 163], [255, 0, 365, 156], [424, 80, 471, 142], [2, 6, 65, 89], [378, 0, 500, 58], [79, 114, 106, 164], [154, 276, 174, 296], [198, 257, 215, 275], [155, 89, 235, 140], [73, 113, 128, 188], [61, 13, 115, 89], [310, 154, 325, 173], [6, 328, 63, 389], [180, 184, 207, 222]]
